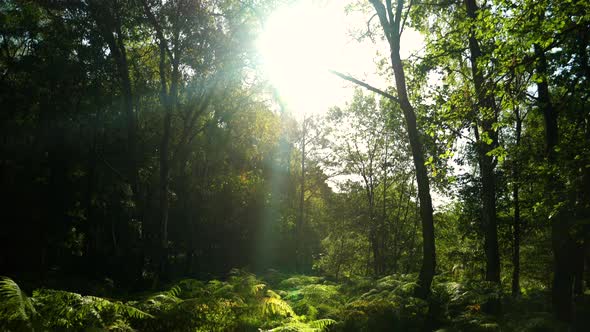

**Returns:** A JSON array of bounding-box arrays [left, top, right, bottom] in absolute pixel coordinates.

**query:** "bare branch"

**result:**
[[329, 70, 400, 103], [366, 13, 378, 42], [400, 0, 413, 36]]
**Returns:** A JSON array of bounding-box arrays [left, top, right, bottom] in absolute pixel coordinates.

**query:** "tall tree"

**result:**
[[463, 0, 501, 297], [367, 0, 436, 297]]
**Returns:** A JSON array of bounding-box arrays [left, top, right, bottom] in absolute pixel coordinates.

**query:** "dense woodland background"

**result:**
[[1, 0, 589, 331]]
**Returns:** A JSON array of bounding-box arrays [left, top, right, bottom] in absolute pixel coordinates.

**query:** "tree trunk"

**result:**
[[297, 117, 307, 273], [367, 0, 436, 297], [367, 187, 379, 276], [464, 0, 501, 313], [390, 40, 435, 299], [512, 110, 522, 297], [159, 109, 171, 280], [380, 136, 388, 275], [534, 43, 575, 322], [90, 1, 139, 196], [156, 33, 179, 280], [85, 120, 100, 278]]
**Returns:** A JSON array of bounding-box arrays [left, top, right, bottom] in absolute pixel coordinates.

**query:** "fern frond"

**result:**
[[114, 301, 154, 319], [266, 289, 281, 299], [261, 297, 295, 317], [149, 293, 182, 304], [168, 285, 182, 298], [264, 322, 309, 332], [0, 276, 36, 322], [253, 283, 266, 295], [308, 318, 336, 330], [106, 318, 136, 332]]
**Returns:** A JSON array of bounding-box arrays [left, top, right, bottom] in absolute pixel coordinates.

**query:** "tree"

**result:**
[[368, 0, 436, 298], [324, 89, 414, 276]]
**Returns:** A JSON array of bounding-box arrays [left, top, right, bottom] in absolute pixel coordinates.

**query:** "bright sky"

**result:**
[[256, 1, 456, 208], [256, 0, 425, 119]]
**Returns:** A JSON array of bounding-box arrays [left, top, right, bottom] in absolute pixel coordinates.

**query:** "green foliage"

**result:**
[[266, 318, 336, 331], [134, 270, 297, 331], [2, 273, 585, 331], [32, 289, 152, 330], [283, 283, 343, 320], [279, 275, 323, 290], [0, 277, 37, 330], [1, 0, 590, 329], [332, 275, 428, 331], [0, 276, 152, 331]]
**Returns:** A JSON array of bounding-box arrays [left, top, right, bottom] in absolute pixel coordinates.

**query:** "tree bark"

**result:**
[[534, 43, 575, 323], [463, 0, 501, 314], [297, 116, 307, 273], [390, 20, 436, 302], [512, 109, 522, 297], [464, 0, 501, 285], [367, 0, 436, 298], [380, 136, 389, 275]]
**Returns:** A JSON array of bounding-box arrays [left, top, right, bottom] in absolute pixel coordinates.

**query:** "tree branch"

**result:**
[[369, 0, 393, 44], [329, 70, 400, 103]]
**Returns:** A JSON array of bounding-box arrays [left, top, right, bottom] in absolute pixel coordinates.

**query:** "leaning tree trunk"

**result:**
[[368, 0, 436, 298]]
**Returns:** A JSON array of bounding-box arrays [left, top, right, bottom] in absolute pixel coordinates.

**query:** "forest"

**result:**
[[1, 0, 589, 331]]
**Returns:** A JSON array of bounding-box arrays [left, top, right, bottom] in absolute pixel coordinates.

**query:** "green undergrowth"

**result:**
[[0, 271, 579, 331]]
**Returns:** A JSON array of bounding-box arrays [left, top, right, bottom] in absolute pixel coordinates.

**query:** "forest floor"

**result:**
[[1, 270, 589, 331]]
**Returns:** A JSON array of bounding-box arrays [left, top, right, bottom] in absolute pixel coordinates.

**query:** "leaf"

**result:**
[[261, 297, 296, 317], [0, 277, 36, 322], [309, 318, 336, 330]]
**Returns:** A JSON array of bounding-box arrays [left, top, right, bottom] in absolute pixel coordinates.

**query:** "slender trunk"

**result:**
[[366, 0, 435, 296], [163, 82, 178, 278], [297, 117, 306, 272], [118, 53, 139, 196], [573, 242, 584, 295], [85, 122, 100, 277], [406, 188, 420, 274], [156, 33, 179, 280], [159, 110, 171, 278], [90, 1, 139, 195], [464, 0, 501, 286], [380, 136, 388, 274], [390, 29, 435, 301], [368, 189, 379, 276], [392, 179, 409, 272], [511, 175, 521, 297], [512, 111, 522, 297], [391, 53, 435, 297], [534, 43, 574, 322], [89, 2, 141, 282]]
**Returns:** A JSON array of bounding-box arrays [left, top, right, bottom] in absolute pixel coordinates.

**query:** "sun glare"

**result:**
[[257, 1, 348, 117], [256, 0, 425, 119]]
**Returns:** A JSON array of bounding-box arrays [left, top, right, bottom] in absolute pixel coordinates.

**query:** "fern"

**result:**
[[33, 289, 152, 330], [0, 276, 37, 323], [264, 319, 335, 332], [261, 297, 296, 317], [105, 318, 136, 332], [279, 276, 323, 290], [308, 318, 336, 329], [266, 289, 282, 299]]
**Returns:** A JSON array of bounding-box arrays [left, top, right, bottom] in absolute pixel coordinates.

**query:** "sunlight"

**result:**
[[257, 0, 425, 119], [257, 1, 345, 118]]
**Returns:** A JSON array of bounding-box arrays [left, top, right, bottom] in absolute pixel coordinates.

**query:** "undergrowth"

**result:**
[[0, 271, 577, 331]]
